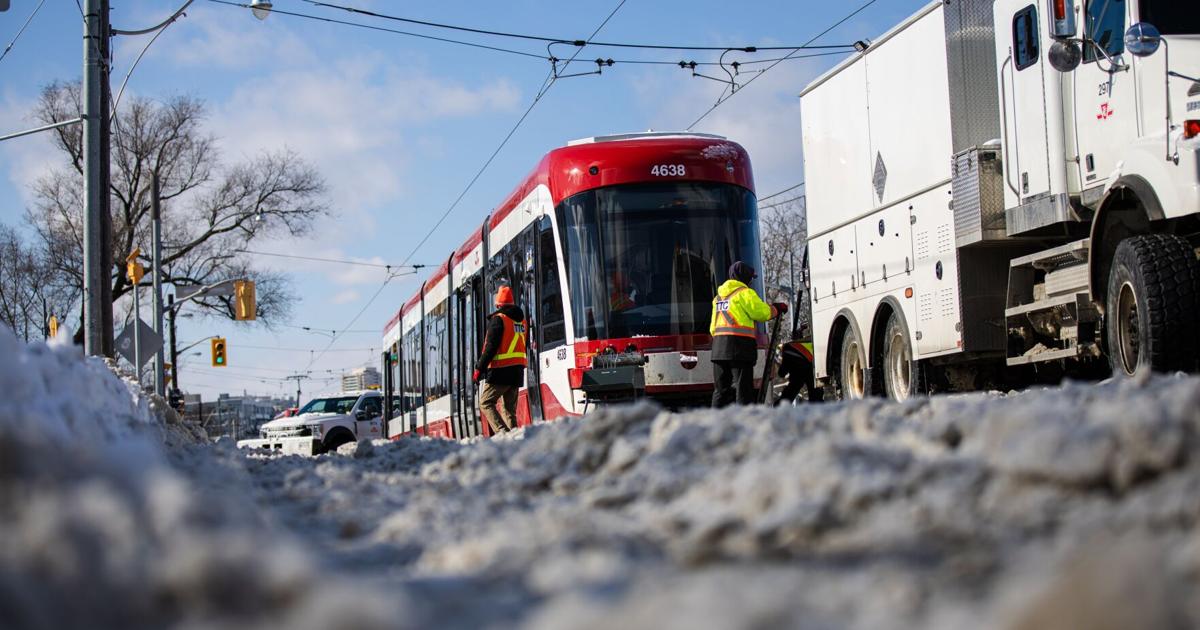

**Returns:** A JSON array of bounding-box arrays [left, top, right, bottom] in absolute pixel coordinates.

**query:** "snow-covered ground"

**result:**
[[2, 325, 1198, 629]]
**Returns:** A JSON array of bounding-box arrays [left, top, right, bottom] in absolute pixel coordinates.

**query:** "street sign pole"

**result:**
[[133, 287, 142, 385], [152, 173, 166, 396]]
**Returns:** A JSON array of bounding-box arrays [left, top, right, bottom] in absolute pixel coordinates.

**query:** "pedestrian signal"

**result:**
[[211, 337, 227, 367], [234, 280, 256, 321]]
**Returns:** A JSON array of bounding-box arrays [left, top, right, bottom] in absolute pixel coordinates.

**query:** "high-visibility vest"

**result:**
[[489, 313, 528, 369], [712, 287, 757, 338], [610, 289, 635, 312]]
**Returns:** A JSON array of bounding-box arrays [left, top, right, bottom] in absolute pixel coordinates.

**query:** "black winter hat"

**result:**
[[729, 261, 756, 284]]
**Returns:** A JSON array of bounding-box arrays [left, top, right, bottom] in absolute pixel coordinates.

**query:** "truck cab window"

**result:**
[[1084, 0, 1126, 63], [1140, 0, 1200, 35], [1013, 5, 1039, 71]]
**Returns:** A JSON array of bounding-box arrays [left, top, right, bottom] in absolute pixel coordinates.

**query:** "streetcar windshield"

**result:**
[[556, 182, 762, 340], [1140, 0, 1200, 35]]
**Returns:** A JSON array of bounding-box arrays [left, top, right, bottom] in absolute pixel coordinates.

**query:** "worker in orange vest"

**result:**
[[473, 285, 528, 434], [710, 261, 787, 406]]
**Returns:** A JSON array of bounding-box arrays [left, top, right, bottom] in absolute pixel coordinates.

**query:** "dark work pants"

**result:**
[[712, 360, 756, 408]]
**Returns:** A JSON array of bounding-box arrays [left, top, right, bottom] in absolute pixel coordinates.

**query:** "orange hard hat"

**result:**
[[495, 285, 515, 306]]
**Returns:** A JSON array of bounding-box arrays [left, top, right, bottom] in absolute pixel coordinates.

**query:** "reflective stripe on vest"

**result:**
[[489, 313, 528, 369], [712, 287, 756, 338]]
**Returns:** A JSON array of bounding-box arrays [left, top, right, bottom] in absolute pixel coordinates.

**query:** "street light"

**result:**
[[250, 0, 272, 20]]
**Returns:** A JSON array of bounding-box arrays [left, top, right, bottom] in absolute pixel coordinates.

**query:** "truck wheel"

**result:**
[[881, 311, 918, 402], [321, 428, 355, 453], [1105, 234, 1200, 377], [833, 326, 867, 400]]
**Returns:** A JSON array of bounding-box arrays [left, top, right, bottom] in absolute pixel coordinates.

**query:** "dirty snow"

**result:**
[[2, 324, 1198, 629]]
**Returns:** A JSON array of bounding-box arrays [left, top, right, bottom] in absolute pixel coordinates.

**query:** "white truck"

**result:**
[[236, 390, 384, 455], [800, 0, 1199, 400]]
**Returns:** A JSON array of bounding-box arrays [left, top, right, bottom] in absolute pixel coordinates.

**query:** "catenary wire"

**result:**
[[207, 0, 853, 69], [206, 0, 548, 60], [758, 181, 805, 202], [759, 195, 806, 211], [238, 249, 423, 270], [687, 0, 880, 130], [302, 0, 856, 52], [396, 0, 625, 271], [0, 0, 48, 65]]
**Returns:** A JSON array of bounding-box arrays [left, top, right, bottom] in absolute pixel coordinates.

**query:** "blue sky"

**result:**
[[0, 0, 927, 401]]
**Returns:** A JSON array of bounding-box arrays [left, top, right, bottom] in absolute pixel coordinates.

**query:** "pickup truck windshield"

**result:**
[[1140, 1, 1200, 35], [298, 397, 358, 415]]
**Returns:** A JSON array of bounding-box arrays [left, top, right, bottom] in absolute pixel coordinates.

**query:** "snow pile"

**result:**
[[0, 327, 401, 630], [243, 375, 1200, 629], [4, 316, 1198, 630]]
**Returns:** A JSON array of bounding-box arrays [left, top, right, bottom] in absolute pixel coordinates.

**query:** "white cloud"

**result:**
[[206, 54, 521, 213], [331, 289, 361, 305], [0, 90, 66, 214]]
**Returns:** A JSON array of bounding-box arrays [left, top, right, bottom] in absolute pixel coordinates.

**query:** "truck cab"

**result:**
[[995, 0, 1200, 376]]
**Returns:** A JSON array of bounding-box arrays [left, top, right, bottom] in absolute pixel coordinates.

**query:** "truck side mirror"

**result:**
[[1049, 40, 1083, 72], [1048, 0, 1076, 39], [1124, 23, 1162, 58], [355, 410, 367, 421]]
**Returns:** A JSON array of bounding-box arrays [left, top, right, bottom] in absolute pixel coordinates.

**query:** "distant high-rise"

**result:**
[[341, 367, 381, 392]]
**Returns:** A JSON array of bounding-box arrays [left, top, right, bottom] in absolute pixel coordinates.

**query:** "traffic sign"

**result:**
[[115, 319, 163, 369]]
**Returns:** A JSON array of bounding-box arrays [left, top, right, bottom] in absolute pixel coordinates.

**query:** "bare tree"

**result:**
[[0, 224, 79, 341], [27, 82, 329, 340], [758, 197, 808, 339]]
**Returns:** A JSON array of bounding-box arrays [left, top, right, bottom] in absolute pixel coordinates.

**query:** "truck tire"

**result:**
[[833, 326, 867, 400], [881, 311, 918, 402], [321, 428, 356, 453], [1105, 234, 1200, 377]]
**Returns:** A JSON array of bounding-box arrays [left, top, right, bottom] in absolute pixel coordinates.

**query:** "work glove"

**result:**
[[773, 302, 789, 315], [472, 369, 481, 384]]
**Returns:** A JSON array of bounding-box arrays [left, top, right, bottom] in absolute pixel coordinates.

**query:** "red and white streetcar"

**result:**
[[381, 132, 765, 439]]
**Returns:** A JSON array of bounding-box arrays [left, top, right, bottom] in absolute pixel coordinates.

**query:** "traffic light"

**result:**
[[234, 279, 256, 321], [211, 337, 227, 367]]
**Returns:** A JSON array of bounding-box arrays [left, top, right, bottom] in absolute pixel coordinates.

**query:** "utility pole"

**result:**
[[168, 294, 180, 395], [285, 374, 308, 409], [99, 0, 114, 357], [82, 0, 109, 357], [152, 174, 166, 396]]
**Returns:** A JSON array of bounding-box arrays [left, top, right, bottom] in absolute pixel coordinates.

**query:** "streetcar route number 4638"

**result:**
[[650, 164, 686, 176]]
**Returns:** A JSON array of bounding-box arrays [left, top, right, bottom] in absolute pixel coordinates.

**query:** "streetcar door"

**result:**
[[455, 278, 483, 438], [469, 274, 485, 436], [535, 215, 570, 419], [520, 225, 544, 424]]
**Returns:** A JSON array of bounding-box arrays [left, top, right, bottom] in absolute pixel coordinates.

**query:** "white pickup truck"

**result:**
[[237, 390, 384, 455]]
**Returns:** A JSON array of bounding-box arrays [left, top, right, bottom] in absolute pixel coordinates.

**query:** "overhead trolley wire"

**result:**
[[0, 0, 48, 65], [302, 0, 855, 53], [238, 249, 424, 270], [395, 0, 627, 273], [687, 0, 880, 130], [759, 195, 806, 211], [205, 0, 544, 59], [758, 181, 805, 202], [208, 0, 855, 72]]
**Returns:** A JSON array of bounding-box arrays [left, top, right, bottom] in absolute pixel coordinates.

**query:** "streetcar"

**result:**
[[381, 132, 764, 439]]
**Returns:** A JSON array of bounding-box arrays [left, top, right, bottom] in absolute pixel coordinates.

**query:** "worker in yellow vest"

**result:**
[[474, 285, 528, 434], [710, 261, 787, 407]]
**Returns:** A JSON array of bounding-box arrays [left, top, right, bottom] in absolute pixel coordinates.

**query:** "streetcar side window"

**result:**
[[487, 236, 526, 310], [539, 217, 567, 349], [401, 324, 423, 430], [424, 299, 449, 401]]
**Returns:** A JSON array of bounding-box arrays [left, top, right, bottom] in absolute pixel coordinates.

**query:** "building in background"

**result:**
[[341, 367, 381, 392]]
